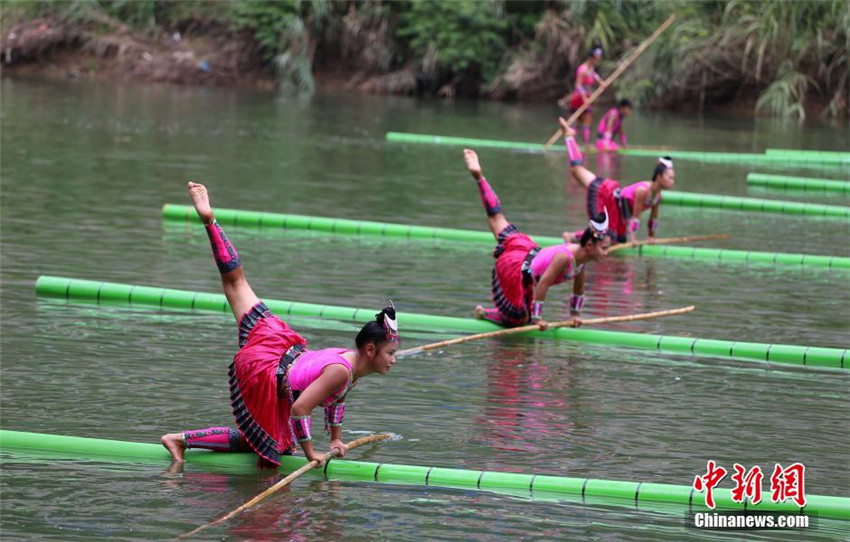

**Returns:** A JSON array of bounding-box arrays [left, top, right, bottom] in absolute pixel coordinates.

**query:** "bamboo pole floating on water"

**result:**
[[619, 147, 850, 168], [606, 234, 731, 254], [179, 433, 391, 539], [660, 191, 850, 218], [765, 149, 850, 159], [162, 204, 850, 270], [543, 14, 677, 149], [386, 132, 850, 169], [398, 306, 695, 357], [2, 430, 849, 521], [747, 173, 850, 194], [35, 276, 849, 369]]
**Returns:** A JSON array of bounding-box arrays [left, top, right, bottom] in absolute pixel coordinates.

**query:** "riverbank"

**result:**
[[2, 1, 847, 119]]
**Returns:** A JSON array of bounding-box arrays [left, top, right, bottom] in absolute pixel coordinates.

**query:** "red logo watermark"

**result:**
[[693, 461, 806, 509]]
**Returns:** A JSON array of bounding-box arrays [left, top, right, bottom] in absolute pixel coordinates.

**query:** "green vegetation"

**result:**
[[3, 0, 847, 118]]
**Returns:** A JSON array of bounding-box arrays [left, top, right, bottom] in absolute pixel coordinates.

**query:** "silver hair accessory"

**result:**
[[590, 208, 609, 237], [592, 47, 603, 57], [658, 157, 674, 169], [383, 300, 399, 342]]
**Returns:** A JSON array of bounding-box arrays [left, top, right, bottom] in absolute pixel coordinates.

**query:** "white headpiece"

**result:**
[[589, 208, 609, 236], [658, 157, 674, 169], [382, 300, 399, 343]]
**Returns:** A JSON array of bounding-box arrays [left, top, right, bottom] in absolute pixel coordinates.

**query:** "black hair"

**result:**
[[579, 211, 608, 247], [652, 156, 673, 181], [617, 98, 633, 109], [588, 44, 603, 59], [355, 306, 397, 349]]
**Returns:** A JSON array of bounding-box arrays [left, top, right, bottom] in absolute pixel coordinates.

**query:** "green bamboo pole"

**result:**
[[162, 204, 850, 270], [626, 244, 849, 269], [661, 191, 849, 218], [385, 132, 850, 169], [386, 131, 547, 153], [620, 148, 850, 168], [765, 149, 850, 159], [747, 173, 850, 194], [1, 430, 847, 520], [35, 276, 848, 369]]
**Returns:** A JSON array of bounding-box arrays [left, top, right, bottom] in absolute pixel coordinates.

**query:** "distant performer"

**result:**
[[462, 147, 608, 330], [560, 117, 675, 245], [161, 182, 399, 467], [596, 99, 632, 152], [559, 46, 604, 145]]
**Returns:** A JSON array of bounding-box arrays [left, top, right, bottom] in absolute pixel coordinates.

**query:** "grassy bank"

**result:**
[[2, 0, 847, 118]]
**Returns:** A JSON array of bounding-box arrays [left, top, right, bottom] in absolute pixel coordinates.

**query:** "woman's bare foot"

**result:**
[[187, 181, 214, 224], [474, 305, 485, 319], [463, 149, 482, 180], [558, 117, 575, 138], [161, 433, 187, 462]]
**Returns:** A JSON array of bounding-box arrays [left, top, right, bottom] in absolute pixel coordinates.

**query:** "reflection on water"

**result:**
[[2, 77, 848, 539]]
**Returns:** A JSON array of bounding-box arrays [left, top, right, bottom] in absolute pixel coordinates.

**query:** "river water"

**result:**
[[1, 77, 848, 540]]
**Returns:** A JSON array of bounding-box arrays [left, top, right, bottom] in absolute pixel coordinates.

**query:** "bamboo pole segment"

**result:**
[[661, 191, 850, 218], [746, 173, 850, 194], [162, 205, 849, 269], [586, 144, 674, 154], [179, 433, 391, 539], [606, 234, 731, 254], [35, 277, 849, 368], [3, 430, 849, 521], [543, 14, 676, 149], [398, 306, 695, 357]]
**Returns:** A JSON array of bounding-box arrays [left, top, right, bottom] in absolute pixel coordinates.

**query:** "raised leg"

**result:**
[[463, 149, 510, 239], [188, 182, 260, 322], [559, 118, 597, 190]]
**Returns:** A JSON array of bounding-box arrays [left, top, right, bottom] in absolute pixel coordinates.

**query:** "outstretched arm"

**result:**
[[531, 252, 572, 330], [569, 269, 587, 327], [291, 364, 350, 465], [629, 186, 649, 243], [648, 203, 660, 240]]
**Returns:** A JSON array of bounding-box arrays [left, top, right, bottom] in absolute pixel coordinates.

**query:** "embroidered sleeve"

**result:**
[[324, 401, 345, 433]]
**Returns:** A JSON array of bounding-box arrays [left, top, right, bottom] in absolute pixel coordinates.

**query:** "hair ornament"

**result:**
[[382, 300, 399, 343], [589, 208, 609, 238]]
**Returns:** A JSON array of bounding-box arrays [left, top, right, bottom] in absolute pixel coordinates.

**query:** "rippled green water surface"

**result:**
[[1, 77, 848, 540]]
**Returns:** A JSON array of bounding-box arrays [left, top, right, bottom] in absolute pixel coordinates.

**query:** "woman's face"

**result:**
[[660, 168, 675, 189], [367, 341, 398, 375], [588, 237, 609, 261]]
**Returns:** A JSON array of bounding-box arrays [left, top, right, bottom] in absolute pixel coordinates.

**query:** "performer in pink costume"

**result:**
[[559, 46, 604, 144], [596, 99, 632, 151], [161, 182, 400, 467], [462, 148, 609, 330], [560, 117, 674, 245]]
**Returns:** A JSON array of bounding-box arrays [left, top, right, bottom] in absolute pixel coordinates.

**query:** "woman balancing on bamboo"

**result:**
[[560, 117, 675, 245], [596, 99, 632, 152], [161, 182, 399, 467], [463, 149, 609, 330], [558, 46, 604, 145]]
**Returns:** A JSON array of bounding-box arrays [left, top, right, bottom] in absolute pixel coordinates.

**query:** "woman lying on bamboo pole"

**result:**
[[463, 149, 609, 331], [559, 117, 676, 246]]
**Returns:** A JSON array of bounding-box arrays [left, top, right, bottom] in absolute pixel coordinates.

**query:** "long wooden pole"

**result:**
[[178, 433, 392, 539], [606, 234, 731, 254], [398, 305, 694, 357], [543, 14, 677, 150]]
